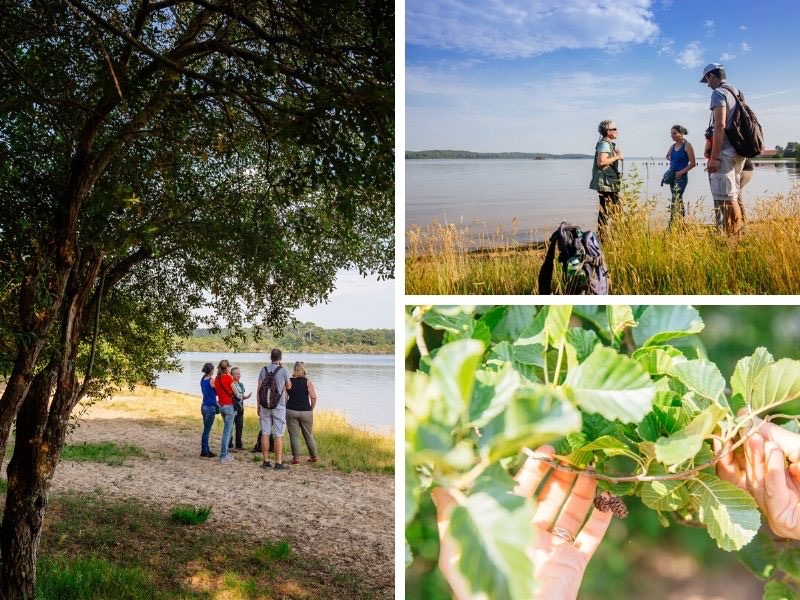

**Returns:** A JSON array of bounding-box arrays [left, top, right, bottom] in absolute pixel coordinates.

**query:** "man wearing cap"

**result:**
[[699, 63, 744, 234]]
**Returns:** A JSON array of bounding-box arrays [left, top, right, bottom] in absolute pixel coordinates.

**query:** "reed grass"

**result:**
[[84, 387, 393, 474], [405, 179, 800, 295]]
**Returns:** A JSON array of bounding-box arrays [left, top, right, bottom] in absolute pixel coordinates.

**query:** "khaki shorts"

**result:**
[[260, 405, 286, 436], [709, 148, 744, 202]]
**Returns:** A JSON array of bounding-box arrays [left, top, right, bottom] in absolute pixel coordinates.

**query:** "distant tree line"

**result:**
[[185, 323, 393, 354], [774, 142, 800, 159], [405, 150, 592, 160]]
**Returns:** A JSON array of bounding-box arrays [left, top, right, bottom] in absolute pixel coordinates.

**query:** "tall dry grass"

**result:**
[[405, 177, 800, 295]]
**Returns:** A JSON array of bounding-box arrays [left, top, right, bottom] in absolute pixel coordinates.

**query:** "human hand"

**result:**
[[716, 418, 800, 540], [615, 149, 624, 162], [706, 158, 720, 174], [433, 445, 613, 600]]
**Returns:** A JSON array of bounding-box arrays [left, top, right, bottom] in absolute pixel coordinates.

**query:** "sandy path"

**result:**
[[50, 405, 394, 595]]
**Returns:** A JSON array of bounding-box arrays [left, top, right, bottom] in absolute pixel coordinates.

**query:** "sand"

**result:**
[[49, 403, 394, 596]]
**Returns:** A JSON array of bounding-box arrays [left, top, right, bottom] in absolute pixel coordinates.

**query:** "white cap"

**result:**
[[700, 63, 724, 83]]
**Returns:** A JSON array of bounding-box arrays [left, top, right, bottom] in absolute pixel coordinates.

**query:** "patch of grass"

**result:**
[[314, 411, 394, 474], [61, 442, 148, 466], [253, 540, 291, 566], [39, 493, 385, 599], [37, 556, 156, 600], [92, 388, 394, 474], [0, 478, 6, 493], [170, 505, 212, 526], [406, 179, 800, 295]]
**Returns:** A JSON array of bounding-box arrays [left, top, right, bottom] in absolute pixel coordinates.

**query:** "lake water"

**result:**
[[406, 158, 800, 244], [155, 352, 393, 431]]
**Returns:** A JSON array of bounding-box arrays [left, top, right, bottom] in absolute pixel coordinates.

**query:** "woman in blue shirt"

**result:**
[[200, 362, 218, 457], [664, 125, 697, 226]]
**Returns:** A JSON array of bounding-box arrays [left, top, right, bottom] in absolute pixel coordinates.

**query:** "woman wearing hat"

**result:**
[[199, 362, 218, 458]]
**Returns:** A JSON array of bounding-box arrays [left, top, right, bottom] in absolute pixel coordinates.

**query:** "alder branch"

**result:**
[[523, 416, 772, 484]]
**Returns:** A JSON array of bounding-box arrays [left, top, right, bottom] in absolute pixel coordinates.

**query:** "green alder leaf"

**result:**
[[480, 386, 582, 461], [448, 489, 537, 600], [764, 581, 799, 600], [565, 345, 656, 424], [406, 456, 420, 525], [484, 305, 539, 343], [633, 305, 704, 348], [686, 472, 761, 551], [512, 340, 547, 367], [405, 313, 417, 357], [749, 359, 800, 413], [655, 405, 727, 468], [468, 362, 521, 427], [632, 345, 686, 377], [430, 339, 485, 421], [517, 305, 572, 347], [735, 531, 777, 580], [572, 306, 611, 341], [565, 328, 600, 363], [566, 434, 640, 469], [669, 359, 728, 408], [641, 464, 691, 512], [543, 305, 572, 346], [731, 347, 775, 406], [581, 411, 622, 441], [422, 306, 476, 336], [608, 304, 635, 341], [637, 405, 689, 442], [778, 547, 800, 581]]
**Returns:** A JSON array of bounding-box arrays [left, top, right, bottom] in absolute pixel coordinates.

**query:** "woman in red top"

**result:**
[[213, 359, 236, 462]]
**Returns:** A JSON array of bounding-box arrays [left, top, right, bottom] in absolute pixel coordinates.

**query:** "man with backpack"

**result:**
[[257, 348, 292, 470], [700, 63, 760, 235]]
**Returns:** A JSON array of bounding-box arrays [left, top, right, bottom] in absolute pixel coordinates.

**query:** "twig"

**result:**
[[523, 419, 768, 483]]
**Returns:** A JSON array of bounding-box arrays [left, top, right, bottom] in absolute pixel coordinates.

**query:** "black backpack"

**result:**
[[719, 84, 765, 158], [258, 365, 284, 409], [537, 222, 609, 295]]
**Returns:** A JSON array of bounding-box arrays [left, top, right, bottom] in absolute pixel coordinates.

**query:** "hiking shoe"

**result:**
[[206, 451, 216, 458], [291, 457, 300, 465], [307, 456, 318, 463], [261, 460, 272, 469], [274, 463, 290, 470], [220, 455, 234, 463]]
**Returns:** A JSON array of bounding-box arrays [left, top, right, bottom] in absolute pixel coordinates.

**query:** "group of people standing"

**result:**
[[589, 62, 753, 235], [199, 348, 319, 470]]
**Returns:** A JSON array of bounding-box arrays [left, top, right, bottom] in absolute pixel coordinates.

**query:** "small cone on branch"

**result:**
[[593, 491, 628, 519]]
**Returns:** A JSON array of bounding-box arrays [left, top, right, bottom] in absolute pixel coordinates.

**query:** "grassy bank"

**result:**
[[406, 184, 800, 294], [27, 493, 383, 599], [88, 387, 394, 475]]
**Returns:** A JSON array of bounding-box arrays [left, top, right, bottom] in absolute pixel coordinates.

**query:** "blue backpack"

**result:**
[[537, 222, 609, 295]]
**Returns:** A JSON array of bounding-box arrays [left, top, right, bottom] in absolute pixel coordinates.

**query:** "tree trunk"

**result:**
[[0, 366, 59, 600]]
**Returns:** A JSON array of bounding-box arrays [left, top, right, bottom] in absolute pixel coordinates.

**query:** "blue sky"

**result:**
[[406, 0, 800, 157]]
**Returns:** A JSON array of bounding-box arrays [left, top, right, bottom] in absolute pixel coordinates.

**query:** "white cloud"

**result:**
[[675, 41, 704, 69], [739, 25, 747, 31], [703, 20, 715, 36], [406, 0, 659, 59], [741, 42, 751, 53], [720, 52, 735, 61], [657, 37, 675, 56]]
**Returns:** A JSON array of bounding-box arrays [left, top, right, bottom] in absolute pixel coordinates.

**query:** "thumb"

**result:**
[[762, 422, 800, 463]]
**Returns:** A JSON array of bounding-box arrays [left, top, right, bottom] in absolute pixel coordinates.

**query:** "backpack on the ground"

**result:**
[[258, 365, 283, 409], [719, 83, 765, 158], [537, 222, 609, 295]]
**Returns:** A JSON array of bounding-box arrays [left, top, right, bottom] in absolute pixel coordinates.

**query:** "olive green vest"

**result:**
[[589, 138, 621, 192]]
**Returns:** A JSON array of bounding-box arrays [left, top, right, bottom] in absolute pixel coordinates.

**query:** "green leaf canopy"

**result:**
[[565, 346, 656, 424]]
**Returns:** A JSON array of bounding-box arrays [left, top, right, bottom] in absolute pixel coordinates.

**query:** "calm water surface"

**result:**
[[406, 158, 800, 244], [156, 352, 393, 431]]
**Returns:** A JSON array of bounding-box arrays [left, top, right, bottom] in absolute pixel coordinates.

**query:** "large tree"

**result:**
[[0, 0, 393, 596]]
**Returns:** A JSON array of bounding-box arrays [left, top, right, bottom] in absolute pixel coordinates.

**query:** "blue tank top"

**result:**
[[200, 377, 217, 406], [670, 142, 689, 172]]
